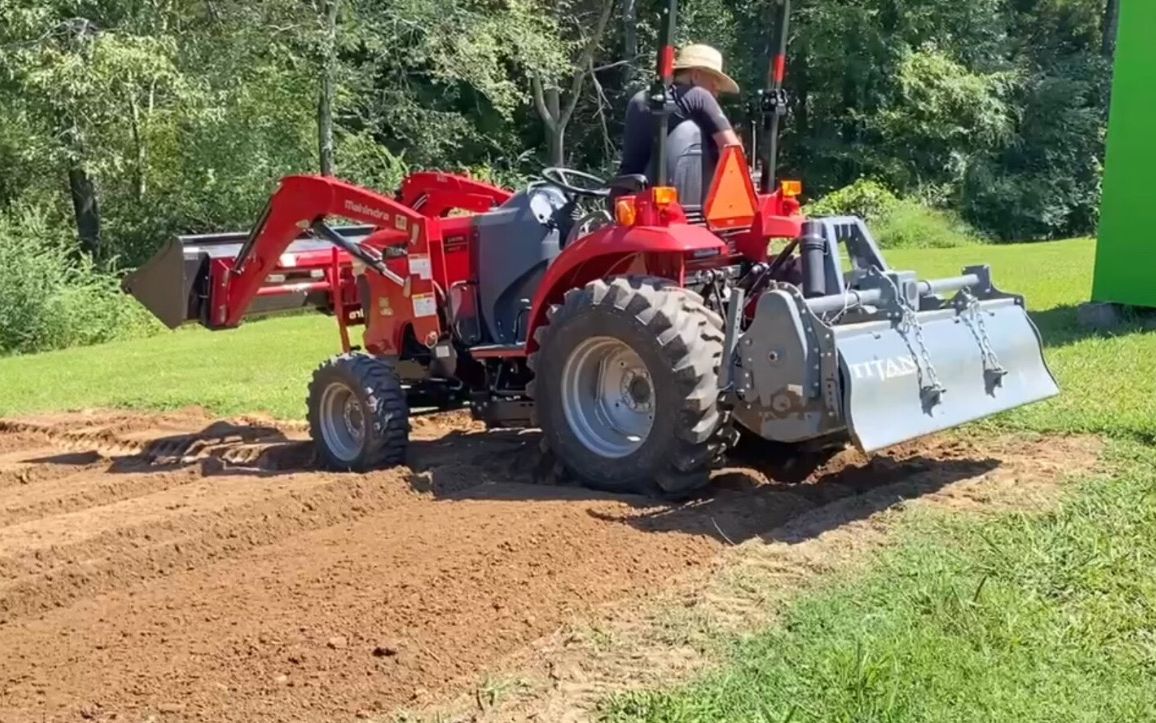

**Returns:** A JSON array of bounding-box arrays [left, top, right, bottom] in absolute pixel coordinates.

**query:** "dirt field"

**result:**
[[0, 408, 1095, 722]]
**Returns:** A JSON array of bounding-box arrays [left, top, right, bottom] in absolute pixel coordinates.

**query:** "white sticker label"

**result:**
[[409, 254, 432, 280], [412, 292, 436, 318]]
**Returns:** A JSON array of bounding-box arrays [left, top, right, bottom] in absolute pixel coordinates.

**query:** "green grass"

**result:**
[[0, 314, 342, 420], [602, 444, 1156, 722]]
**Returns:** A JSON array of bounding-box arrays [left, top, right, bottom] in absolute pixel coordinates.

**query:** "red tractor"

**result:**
[[124, 0, 1058, 496]]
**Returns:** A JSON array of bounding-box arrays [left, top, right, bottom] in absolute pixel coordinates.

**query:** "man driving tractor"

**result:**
[[616, 43, 743, 209]]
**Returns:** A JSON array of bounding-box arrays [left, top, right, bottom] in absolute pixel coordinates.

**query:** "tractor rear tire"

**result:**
[[307, 353, 410, 472], [528, 276, 726, 497]]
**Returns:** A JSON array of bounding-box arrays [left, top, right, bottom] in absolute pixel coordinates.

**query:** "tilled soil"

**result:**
[[0, 408, 1079, 722]]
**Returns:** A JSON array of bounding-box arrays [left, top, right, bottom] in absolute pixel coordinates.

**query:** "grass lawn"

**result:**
[[0, 314, 342, 420], [603, 445, 1156, 722]]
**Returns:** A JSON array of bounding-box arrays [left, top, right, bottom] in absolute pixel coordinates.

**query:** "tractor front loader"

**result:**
[[123, 0, 1058, 496]]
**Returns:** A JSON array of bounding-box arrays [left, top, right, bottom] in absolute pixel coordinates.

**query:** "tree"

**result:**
[[317, 0, 339, 176], [531, 0, 616, 167]]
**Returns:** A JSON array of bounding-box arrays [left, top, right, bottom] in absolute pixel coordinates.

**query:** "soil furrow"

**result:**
[[0, 407, 1089, 723]]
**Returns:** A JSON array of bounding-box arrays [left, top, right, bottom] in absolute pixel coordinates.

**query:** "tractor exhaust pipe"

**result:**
[[799, 220, 827, 298]]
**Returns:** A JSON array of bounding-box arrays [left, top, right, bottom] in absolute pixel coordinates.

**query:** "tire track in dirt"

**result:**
[[0, 412, 530, 623], [0, 462, 197, 527], [0, 408, 1079, 722], [0, 447, 106, 493]]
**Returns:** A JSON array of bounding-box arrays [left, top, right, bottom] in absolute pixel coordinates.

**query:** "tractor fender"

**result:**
[[525, 223, 727, 351]]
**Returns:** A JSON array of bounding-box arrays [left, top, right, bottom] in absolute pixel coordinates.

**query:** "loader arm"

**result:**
[[398, 172, 513, 217], [124, 174, 445, 349], [221, 175, 437, 329]]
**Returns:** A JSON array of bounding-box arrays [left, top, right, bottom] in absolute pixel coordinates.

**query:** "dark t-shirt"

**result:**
[[617, 83, 733, 179]]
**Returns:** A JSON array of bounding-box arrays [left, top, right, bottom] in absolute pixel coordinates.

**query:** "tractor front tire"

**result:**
[[307, 353, 410, 472], [528, 276, 726, 497]]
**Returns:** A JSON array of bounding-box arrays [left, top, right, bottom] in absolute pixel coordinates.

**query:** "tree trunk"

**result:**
[[1102, 0, 1119, 60], [548, 126, 566, 167], [318, 0, 339, 176], [127, 86, 150, 201], [547, 87, 564, 166], [622, 0, 638, 89], [68, 164, 101, 258], [794, 53, 810, 178]]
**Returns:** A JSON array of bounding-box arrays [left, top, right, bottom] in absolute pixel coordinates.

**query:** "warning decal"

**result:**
[[409, 254, 432, 280], [412, 292, 437, 318]]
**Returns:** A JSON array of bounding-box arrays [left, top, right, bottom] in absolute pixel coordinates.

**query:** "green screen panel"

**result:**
[[1093, 0, 1156, 307]]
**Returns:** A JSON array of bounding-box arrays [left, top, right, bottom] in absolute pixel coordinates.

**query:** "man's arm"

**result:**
[[714, 127, 741, 148]]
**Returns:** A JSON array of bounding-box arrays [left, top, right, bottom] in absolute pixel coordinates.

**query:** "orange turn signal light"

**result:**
[[653, 186, 679, 206], [781, 180, 803, 198], [615, 199, 637, 226]]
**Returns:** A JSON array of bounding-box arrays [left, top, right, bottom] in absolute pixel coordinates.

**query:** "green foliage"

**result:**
[[758, 0, 1110, 242], [0, 0, 1119, 322], [805, 178, 900, 224], [0, 205, 159, 355], [960, 57, 1110, 241], [869, 47, 1018, 192], [333, 130, 411, 194], [807, 179, 981, 249], [871, 200, 982, 249]]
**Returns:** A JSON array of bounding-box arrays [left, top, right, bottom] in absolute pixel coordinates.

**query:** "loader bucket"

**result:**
[[833, 293, 1058, 453], [122, 226, 374, 329]]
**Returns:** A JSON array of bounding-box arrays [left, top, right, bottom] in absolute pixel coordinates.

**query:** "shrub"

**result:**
[[807, 179, 982, 249], [0, 206, 161, 355], [805, 178, 900, 224], [872, 199, 983, 249]]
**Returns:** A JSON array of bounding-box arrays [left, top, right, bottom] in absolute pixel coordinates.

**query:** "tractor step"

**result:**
[[469, 344, 525, 359]]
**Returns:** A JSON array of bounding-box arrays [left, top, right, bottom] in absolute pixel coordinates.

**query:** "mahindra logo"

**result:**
[[344, 199, 389, 221], [849, 356, 920, 381]]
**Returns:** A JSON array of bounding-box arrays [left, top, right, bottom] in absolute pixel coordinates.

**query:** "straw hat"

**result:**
[[673, 44, 740, 95]]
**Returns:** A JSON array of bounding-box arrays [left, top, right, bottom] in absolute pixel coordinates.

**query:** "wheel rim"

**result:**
[[561, 336, 655, 458], [319, 381, 366, 463]]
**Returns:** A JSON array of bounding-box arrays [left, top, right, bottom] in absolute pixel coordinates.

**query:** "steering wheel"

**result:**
[[540, 167, 610, 198]]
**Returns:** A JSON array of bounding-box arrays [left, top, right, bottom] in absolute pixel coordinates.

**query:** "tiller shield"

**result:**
[[732, 228, 1059, 454], [831, 277, 1059, 452]]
